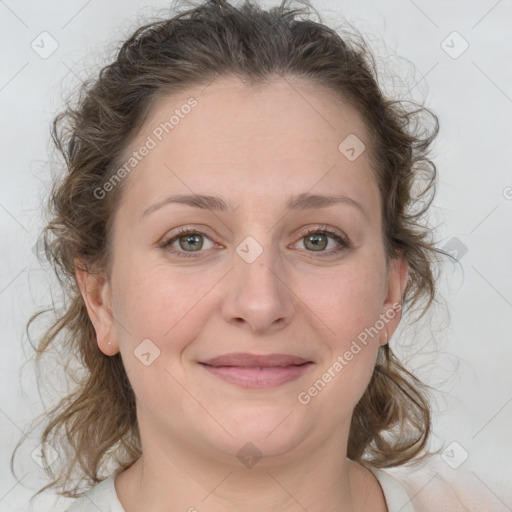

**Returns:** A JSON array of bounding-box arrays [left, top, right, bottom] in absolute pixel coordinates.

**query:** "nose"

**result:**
[[220, 244, 296, 335]]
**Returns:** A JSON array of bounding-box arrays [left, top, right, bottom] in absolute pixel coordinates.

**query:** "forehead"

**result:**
[[118, 76, 377, 214], [139, 75, 368, 158]]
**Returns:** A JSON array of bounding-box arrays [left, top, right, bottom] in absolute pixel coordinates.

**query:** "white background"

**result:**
[[1, 0, 511, 510]]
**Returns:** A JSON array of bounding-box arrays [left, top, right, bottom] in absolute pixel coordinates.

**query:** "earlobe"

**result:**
[[75, 257, 118, 355]]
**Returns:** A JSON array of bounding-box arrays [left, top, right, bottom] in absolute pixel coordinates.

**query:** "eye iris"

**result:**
[[305, 233, 327, 251], [179, 234, 203, 251]]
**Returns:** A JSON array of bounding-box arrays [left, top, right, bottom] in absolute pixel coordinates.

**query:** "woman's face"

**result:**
[[81, 76, 407, 464]]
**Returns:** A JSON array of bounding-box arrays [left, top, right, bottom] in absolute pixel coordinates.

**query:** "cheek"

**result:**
[[295, 260, 385, 344], [111, 263, 213, 412], [293, 261, 385, 408], [111, 255, 219, 354]]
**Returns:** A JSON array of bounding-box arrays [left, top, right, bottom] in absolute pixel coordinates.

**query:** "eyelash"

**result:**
[[159, 226, 351, 259]]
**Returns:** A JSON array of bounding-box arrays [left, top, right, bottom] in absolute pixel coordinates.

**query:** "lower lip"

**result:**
[[200, 363, 313, 388]]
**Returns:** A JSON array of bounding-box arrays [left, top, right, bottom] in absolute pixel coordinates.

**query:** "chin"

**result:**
[[198, 404, 314, 464]]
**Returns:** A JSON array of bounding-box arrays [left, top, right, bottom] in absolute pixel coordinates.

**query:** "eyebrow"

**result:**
[[141, 192, 369, 221]]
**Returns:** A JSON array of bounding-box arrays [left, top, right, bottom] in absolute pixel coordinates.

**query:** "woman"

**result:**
[[19, 0, 444, 510]]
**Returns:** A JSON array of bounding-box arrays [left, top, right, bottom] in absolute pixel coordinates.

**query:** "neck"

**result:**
[[114, 423, 384, 512]]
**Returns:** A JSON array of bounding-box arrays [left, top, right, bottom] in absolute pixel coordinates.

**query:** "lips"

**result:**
[[199, 353, 313, 388], [201, 353, 311, 368]]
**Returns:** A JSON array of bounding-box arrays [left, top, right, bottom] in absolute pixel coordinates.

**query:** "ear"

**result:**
[[75, 257, 118, 355], [380, 253, 409, 345]]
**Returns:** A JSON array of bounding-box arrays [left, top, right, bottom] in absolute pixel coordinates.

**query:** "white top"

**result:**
[[65, 467, 415, 511]]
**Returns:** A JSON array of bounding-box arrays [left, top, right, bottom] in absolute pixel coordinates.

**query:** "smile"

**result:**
[[199, 353, 314, 388]]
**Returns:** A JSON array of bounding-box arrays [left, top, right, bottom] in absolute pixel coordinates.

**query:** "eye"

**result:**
[[159, 227, 216, 258], [295, 226, 351, 257], [159, 225, 351, 259]]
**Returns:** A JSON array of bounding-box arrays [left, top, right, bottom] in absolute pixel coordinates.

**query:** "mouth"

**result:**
[[198, 353, 314, 388]]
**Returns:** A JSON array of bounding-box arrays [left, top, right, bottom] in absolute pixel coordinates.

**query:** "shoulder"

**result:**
[[370, 468, 417, 512], [64, 476, 125, 512]]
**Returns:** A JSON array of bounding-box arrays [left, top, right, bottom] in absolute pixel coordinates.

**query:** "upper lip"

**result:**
[[201, 353, 312, 368]]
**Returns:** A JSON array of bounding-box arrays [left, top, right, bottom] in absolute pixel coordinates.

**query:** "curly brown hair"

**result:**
[[14, 0, 444, 500]]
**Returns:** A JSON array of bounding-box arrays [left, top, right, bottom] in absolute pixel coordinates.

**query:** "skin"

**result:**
[[76, 76, 409, 512]]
